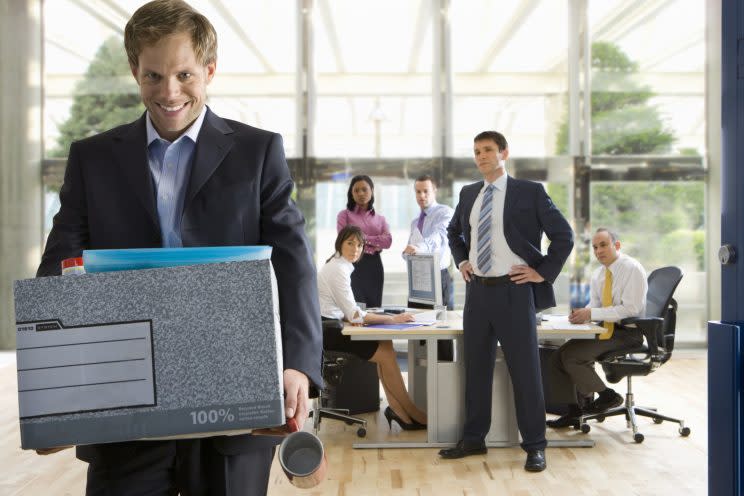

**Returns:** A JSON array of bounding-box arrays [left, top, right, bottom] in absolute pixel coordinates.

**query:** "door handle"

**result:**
[[719, 244, 737, 265]]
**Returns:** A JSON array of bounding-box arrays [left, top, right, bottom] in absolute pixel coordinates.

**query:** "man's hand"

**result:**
[[402, 245, 417, 255], [283, 369, 310, 430], [459, 261, 474, 282], [508, 265, 544, 284], [35, 446, 72, 455], [569, 308, 592, 324]]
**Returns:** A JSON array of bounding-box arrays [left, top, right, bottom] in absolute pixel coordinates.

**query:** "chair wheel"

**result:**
[[580, 423, 591, 434], [680, 427, 691, 437], [653, 418, 663, 424], [357, 428, 367, 437], [634, 433, 644, 443], [596, 415, 605, 423]]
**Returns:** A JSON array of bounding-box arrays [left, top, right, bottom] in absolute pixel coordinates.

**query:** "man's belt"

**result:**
[[471, 274, 511, 285]]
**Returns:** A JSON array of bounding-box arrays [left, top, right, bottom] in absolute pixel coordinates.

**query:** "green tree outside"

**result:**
[[555, 41, 675, 155], [553, 41, 703, 277], [51, 36, 143, 158]]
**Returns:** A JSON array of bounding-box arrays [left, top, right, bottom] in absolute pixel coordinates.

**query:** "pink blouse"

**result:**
[[337, 205, 392, 255]]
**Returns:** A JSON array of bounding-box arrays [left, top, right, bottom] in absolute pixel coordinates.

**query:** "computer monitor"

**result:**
[[405, 253, 442, 308]]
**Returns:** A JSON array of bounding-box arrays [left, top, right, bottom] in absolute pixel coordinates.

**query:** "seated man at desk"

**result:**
[[318, 225, 428, 430], [546, 228, 647, 428]]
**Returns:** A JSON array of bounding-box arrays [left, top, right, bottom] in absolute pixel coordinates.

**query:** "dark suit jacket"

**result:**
[[37, 108, 323, 460], [447, 176, 574, 311]]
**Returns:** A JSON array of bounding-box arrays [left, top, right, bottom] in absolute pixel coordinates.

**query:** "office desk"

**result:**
[[343, 313, 602, 449]]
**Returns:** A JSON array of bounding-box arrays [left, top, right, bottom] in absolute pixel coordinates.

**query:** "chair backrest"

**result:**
[[644, 266, 683, 359], [645, 266, 683, 319]]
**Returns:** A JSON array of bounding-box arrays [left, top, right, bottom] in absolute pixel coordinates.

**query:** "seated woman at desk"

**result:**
[[318, 225, 427, 430]]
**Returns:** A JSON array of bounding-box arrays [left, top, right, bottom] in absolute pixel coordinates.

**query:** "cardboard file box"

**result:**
[[13, 259, 284, 449]]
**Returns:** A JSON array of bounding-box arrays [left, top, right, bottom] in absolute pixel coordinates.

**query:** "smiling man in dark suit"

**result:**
[[35, 1, 321, 494], [440, 131, 573, 472]]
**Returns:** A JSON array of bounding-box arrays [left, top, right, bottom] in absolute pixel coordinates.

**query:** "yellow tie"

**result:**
[[598, 268, 614, 340]]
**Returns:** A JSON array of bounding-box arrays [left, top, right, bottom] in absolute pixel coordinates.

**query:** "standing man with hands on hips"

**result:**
[[35, 1, 322, 494], [440, 131, 574, 472]]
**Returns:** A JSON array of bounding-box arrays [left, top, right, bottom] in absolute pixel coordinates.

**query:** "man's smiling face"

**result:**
[[131, 31, 215, 141]]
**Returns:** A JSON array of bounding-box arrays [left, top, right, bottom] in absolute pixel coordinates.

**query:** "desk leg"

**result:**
[[408, 340, 427, 411], [426, 337, 438, 444]]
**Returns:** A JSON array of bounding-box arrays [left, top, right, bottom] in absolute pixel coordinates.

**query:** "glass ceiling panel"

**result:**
[[316, 0, 427, 74], [450, 0, 522, 73], [486, 1, 567, 73], [45, 0, 295, 75]]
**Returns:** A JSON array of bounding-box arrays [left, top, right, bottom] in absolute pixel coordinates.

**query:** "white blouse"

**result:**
[[317, 256, 367, 322]]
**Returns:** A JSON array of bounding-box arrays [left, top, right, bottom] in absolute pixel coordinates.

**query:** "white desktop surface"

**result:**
[[343, 313, 602, 449]]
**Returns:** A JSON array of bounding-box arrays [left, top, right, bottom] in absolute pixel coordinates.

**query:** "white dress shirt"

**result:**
[[466, 173, 526, 276], [317, 255, 367, 322], [405, 201, 454, 270], [587, 253, 648, 322]]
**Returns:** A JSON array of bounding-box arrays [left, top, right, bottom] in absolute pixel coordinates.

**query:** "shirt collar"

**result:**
[[483, 172, 508, 192], [333, 254, 355, 269], [422, 200, 439, 215], [606, 253, 625, 273], [146, 105, 207, 146], [353, 204, 372, 215]]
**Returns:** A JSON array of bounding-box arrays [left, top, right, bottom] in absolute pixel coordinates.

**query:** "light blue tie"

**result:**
[[477, 184, 495, 274]]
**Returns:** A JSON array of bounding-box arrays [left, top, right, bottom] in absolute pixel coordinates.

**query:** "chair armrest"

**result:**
[[619, 316, 664, 357]]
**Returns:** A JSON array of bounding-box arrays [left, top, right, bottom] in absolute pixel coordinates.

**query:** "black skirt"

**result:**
[[322, 318, 379, 361], [350, 252, 384, 308]]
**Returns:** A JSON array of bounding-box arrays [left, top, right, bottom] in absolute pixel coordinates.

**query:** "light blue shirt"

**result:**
[[146, 107, 207, 247], [405, 201, 454, 270]]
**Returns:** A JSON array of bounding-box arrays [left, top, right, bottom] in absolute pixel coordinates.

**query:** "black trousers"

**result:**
[[82, 439, 276, 496], [462, 280, 546, 451], [351, 252, 384, 308]]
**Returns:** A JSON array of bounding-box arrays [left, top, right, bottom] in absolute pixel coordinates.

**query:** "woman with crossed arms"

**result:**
[[336, 175, 391, 308]]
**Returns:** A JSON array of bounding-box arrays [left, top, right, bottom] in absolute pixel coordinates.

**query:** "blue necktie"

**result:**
[[477, 184, 495, 274], [417, 211, 426, 233]]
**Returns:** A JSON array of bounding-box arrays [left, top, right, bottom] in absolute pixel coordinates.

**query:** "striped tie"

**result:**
[[476, 184, 495, 274]]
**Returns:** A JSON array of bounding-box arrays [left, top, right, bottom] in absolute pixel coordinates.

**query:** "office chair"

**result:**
[[579, 266, 690, 443], [309, 319, 367, 438]]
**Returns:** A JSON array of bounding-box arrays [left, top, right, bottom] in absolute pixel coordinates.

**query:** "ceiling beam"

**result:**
[[44, 71, 704, 98], [317, 0, 346, 73], [407, 1, 430, 73], [69, 0, 123, 34], [476, 0, 540, 72], [209, 0, 274, 73]]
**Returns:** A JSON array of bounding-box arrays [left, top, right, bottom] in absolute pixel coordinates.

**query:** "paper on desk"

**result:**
[[366, 323, 427, 330], [412, 310, 437, 324], [540, 316, 595, 331], [542, 314, 569, 322]]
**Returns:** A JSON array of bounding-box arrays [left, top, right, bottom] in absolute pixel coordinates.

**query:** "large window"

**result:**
[[41, 0, 709, 344]]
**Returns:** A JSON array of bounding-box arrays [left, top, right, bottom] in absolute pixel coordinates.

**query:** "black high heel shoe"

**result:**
[[384, 406, 427, 431]]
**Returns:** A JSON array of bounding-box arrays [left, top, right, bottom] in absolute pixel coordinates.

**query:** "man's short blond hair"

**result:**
[[124, 0, 217, 68]]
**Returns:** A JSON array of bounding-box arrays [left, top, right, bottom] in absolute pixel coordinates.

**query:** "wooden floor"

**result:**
[[1, 351, 707, 496]]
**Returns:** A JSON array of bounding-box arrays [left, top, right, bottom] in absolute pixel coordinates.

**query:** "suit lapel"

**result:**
[[185, 108, 235, 206], [465, 181, 484, 216], [503, 176, 520, 220], [112, 114, 159, 229]]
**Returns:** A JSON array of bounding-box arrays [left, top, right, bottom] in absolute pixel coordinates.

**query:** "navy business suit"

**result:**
[[38, 108, 323, 495], [448, 176, 573, 450]]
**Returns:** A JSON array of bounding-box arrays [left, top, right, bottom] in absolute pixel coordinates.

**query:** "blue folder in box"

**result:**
[[83, 246, 272, 272]]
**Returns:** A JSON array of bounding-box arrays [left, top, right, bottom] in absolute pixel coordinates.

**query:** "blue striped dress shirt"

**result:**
[[145, 107, 207, 247]]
